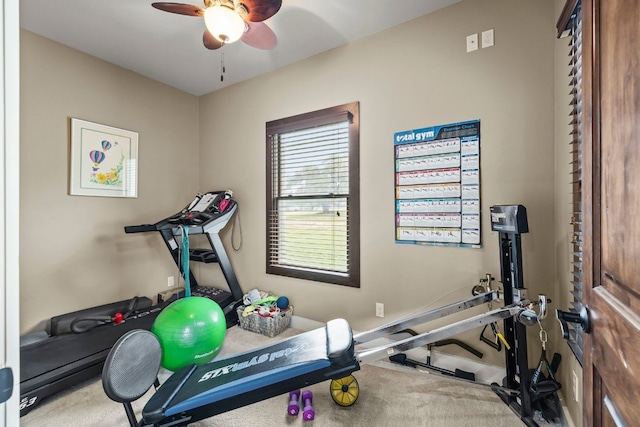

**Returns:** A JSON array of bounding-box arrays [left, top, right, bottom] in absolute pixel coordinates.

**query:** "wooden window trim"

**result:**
[[265, 102, 360, 287]]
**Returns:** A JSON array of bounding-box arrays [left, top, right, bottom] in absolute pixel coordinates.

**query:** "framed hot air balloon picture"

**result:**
[[69, 118, 138, 198]]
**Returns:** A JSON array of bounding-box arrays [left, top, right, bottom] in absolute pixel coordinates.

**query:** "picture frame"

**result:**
[[69, 118, 138, 198]]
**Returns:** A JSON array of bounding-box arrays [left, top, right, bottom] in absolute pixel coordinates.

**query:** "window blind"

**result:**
[[266, 102, 360, 287], [563, 2, 584, 364]]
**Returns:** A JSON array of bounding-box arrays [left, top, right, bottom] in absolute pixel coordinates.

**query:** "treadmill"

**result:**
[[20, 191, 243, 416], [123, 190, 244, 327]]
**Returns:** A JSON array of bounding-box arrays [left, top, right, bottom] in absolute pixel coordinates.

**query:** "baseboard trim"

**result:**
[[289, 315, 325, 331]]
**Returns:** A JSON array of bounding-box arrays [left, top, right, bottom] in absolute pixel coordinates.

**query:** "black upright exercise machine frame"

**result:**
[[124, 191, 244, 327], [490, 204, 538, 426]]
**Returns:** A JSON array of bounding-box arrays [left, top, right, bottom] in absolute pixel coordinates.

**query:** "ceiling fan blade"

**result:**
[[203, 30, 224, 50], [152, 2, 204, 16], [239, 0, 282, 22], [241, 21, 277, 50]]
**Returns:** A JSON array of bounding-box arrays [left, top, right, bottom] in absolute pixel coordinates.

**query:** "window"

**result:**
[[266, 102, 360, 287], [558, 0, 583, 364]]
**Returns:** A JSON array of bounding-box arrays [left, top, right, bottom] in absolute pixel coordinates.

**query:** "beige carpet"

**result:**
[[21, 326, 526, 426]]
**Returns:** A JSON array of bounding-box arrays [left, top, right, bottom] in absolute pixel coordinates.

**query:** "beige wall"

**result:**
[[20, 30, 200, 333], [19, 0, 582, 424], [198, 0, 557, 368]]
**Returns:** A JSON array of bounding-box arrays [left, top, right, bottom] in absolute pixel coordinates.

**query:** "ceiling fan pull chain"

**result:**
[[221, 52, 226, 82]]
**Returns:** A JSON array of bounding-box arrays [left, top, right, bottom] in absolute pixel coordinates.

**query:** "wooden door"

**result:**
[[582, 0, 640, 425]]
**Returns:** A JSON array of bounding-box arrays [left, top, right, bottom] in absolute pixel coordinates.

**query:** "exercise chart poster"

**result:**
[[394, 119, 481, 248]]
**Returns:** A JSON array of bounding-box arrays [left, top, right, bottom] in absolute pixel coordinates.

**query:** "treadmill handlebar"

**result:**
[[124, 224, 156, 233], [124, 201, 237, 235]]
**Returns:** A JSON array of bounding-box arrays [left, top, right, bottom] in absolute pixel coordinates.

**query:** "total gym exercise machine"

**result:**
[[124, 190, 244, 327], [104, 291, 543, 426], [102, 214, 552, 427]]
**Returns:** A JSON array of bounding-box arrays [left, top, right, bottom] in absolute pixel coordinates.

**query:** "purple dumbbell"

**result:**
[[287, 389, 301, 416], [302, 390, 315, 421]]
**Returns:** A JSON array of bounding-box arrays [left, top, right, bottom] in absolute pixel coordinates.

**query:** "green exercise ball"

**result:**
[[151, 296, 226, 371]]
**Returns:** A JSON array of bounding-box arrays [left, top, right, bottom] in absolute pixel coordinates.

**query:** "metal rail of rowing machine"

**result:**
[[355, 295, 536, 365], [353, 291, 499, 344]]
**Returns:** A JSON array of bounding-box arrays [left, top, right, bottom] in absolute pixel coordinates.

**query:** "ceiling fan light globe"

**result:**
[[204, 5, 245, 44]]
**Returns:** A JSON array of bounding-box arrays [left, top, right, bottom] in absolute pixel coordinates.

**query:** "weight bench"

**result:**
[[103, 318, 358, 426]]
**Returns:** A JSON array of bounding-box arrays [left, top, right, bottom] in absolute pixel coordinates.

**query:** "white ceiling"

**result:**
[[20, 0, 460, 96]]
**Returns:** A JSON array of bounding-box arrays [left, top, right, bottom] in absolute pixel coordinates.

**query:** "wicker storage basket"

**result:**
[[236, 305, 293, 337]]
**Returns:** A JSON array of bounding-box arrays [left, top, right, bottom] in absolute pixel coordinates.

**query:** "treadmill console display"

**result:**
[[170, 191, 235, 227], [189, 193, 218, 212]]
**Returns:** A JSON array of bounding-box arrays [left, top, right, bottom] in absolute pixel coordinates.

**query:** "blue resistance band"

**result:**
[[181, 225, 191, 297]]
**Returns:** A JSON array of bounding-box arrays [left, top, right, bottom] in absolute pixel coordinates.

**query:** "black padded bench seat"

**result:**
[[143, 318, 358, 425]]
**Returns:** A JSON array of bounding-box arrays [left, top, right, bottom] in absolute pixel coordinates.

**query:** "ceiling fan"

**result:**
[[152, 0, 282, 50]]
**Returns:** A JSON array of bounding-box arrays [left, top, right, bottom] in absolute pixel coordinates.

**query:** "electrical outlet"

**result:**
[[168, 275, 174, 287], [481, 29, 494, 48], [376, 303, 384, 318], [572, 370, 579, 402], [466, 33, 478, 52]]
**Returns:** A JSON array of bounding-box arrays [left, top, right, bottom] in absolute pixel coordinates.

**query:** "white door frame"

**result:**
[[1, 0, 20, 424]]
